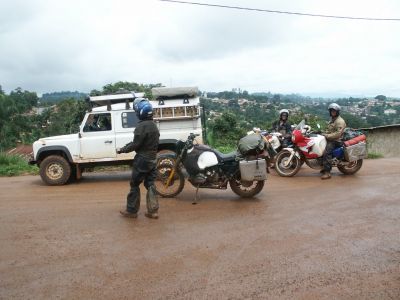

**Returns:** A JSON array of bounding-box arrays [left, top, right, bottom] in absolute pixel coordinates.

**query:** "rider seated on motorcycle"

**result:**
[[321, 103, 346, 180], [271, 109, 292, 147]]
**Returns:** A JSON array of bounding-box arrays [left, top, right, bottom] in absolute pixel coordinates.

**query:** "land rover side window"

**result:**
[[121, 112, 139, 128], [83, 113, 112, 132]]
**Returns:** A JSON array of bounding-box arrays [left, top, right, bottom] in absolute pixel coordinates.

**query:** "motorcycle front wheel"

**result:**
[[229, 174, 264, 198], [275, 150, 302, 177], [154, 163, 185, 198]]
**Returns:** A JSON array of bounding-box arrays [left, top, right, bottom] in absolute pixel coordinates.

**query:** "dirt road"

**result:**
[[0, 158, 399, 299]]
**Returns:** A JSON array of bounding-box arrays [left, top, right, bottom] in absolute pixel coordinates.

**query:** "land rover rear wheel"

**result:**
[[40, 155, 71, 186]]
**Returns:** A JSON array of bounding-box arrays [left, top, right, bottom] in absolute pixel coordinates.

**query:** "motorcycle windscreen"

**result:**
[[197, 151, 219, 170], [295, 120, 306, 130]]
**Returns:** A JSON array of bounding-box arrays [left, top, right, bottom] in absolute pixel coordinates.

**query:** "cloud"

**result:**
[[0, 0, 400, 97], [143, 1, 297, 62]]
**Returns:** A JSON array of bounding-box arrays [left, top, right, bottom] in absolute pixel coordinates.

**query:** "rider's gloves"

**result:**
[[117, 146, 128, 154], [118, 142, 135, 154]]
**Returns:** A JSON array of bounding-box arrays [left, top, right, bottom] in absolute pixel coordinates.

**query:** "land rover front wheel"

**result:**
[[40, 155, 71, 185]]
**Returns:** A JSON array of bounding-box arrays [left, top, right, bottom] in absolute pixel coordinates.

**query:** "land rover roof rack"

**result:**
[[86, 92, 145, 111]]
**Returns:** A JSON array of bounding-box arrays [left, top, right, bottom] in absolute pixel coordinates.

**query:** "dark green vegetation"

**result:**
[[0, 82, 161, 151], [0, 87, 87, 151], [1, 82, 398, 154], [0, 153, 38, 176], [367, 152, 384, 159], [203, 91, 400, 151], [89, 81, 163, 98], [41, 91, 86, 103]]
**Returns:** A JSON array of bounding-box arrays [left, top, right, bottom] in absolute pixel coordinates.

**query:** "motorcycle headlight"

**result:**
[[291, 134, 296, 143]]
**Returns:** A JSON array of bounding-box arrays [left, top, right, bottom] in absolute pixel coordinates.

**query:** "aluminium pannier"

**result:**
[[239, 159, 267, 181], [344, 142, 367, 162]]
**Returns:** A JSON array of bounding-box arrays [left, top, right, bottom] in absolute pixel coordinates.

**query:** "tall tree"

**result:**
[[9, 88, 38, 111], [92, 81, 163, 99], [375, 95, 387, 101]]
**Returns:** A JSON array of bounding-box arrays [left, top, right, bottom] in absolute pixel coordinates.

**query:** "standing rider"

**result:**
[[321, 103, 346, 180], [118, 98, 160, 219], [271, 109, 292, 147]]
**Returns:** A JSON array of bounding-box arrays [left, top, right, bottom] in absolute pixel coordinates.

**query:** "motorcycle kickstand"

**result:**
[[193, 185, 200, 205]]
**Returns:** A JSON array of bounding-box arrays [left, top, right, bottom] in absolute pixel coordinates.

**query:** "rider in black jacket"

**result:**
[[119, 99, 160, 219]]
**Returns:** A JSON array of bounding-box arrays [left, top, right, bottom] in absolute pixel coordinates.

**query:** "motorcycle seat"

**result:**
[[214, 150, 237, 162]]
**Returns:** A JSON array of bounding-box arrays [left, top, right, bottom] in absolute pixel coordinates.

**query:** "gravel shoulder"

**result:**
[[0, 159, 399, 299]]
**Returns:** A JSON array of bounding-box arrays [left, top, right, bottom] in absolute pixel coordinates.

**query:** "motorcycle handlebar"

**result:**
[[185, 133, 200, 148], [188, 133, 200, 140]]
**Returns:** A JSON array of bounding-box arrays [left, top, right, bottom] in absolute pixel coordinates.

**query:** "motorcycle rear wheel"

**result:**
[[154, 163, 185, 198], [275, 150, 302, 177], [337, 159, 363, 175], [229, 175, 264, 198]]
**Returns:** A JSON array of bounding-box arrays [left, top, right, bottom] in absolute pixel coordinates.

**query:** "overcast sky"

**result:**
[[1, 0, 400, 97]]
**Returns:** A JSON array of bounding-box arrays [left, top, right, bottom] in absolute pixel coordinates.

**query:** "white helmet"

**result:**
[[279, 109, 289, 116], [328, 103, 341, 112]]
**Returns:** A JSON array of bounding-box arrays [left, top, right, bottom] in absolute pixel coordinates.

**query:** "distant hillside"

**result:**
[[41, 91, 86, 103]]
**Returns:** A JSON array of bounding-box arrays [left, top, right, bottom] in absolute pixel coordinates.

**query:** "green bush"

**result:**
[[0, 153, 39, 176], [208, 112, 246, 150], [215, 145, 237, 153], [367, 152, 383, 159]]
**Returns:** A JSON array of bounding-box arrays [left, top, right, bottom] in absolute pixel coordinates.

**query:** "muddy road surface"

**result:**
[[1, 158, 399, 299]]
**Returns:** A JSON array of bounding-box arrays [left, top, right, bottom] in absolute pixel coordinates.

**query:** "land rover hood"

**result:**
[[39, 133, 78, 142]]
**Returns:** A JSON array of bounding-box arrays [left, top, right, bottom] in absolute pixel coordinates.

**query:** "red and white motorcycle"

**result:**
[[274, 120, 366, 177]]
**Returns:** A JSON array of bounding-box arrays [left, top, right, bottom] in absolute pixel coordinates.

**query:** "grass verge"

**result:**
[[367, 152, 384, 159], [0, 152, 39, 176], [215, 145, 237, 153]]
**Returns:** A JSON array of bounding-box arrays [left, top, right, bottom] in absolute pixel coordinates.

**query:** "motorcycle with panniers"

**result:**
[[154, 133, 268, 201], [274, 120, 367, 177]]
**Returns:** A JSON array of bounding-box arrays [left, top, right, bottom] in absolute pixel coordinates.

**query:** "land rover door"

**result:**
[[115, 110, 140, 160], [79, 112, 116, 160]]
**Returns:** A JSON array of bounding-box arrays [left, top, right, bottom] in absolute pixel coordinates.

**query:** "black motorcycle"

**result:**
[[154, 133, 266, 202]]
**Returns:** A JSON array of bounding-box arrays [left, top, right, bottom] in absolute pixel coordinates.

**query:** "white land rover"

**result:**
[[29, 87, 204, 185]]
